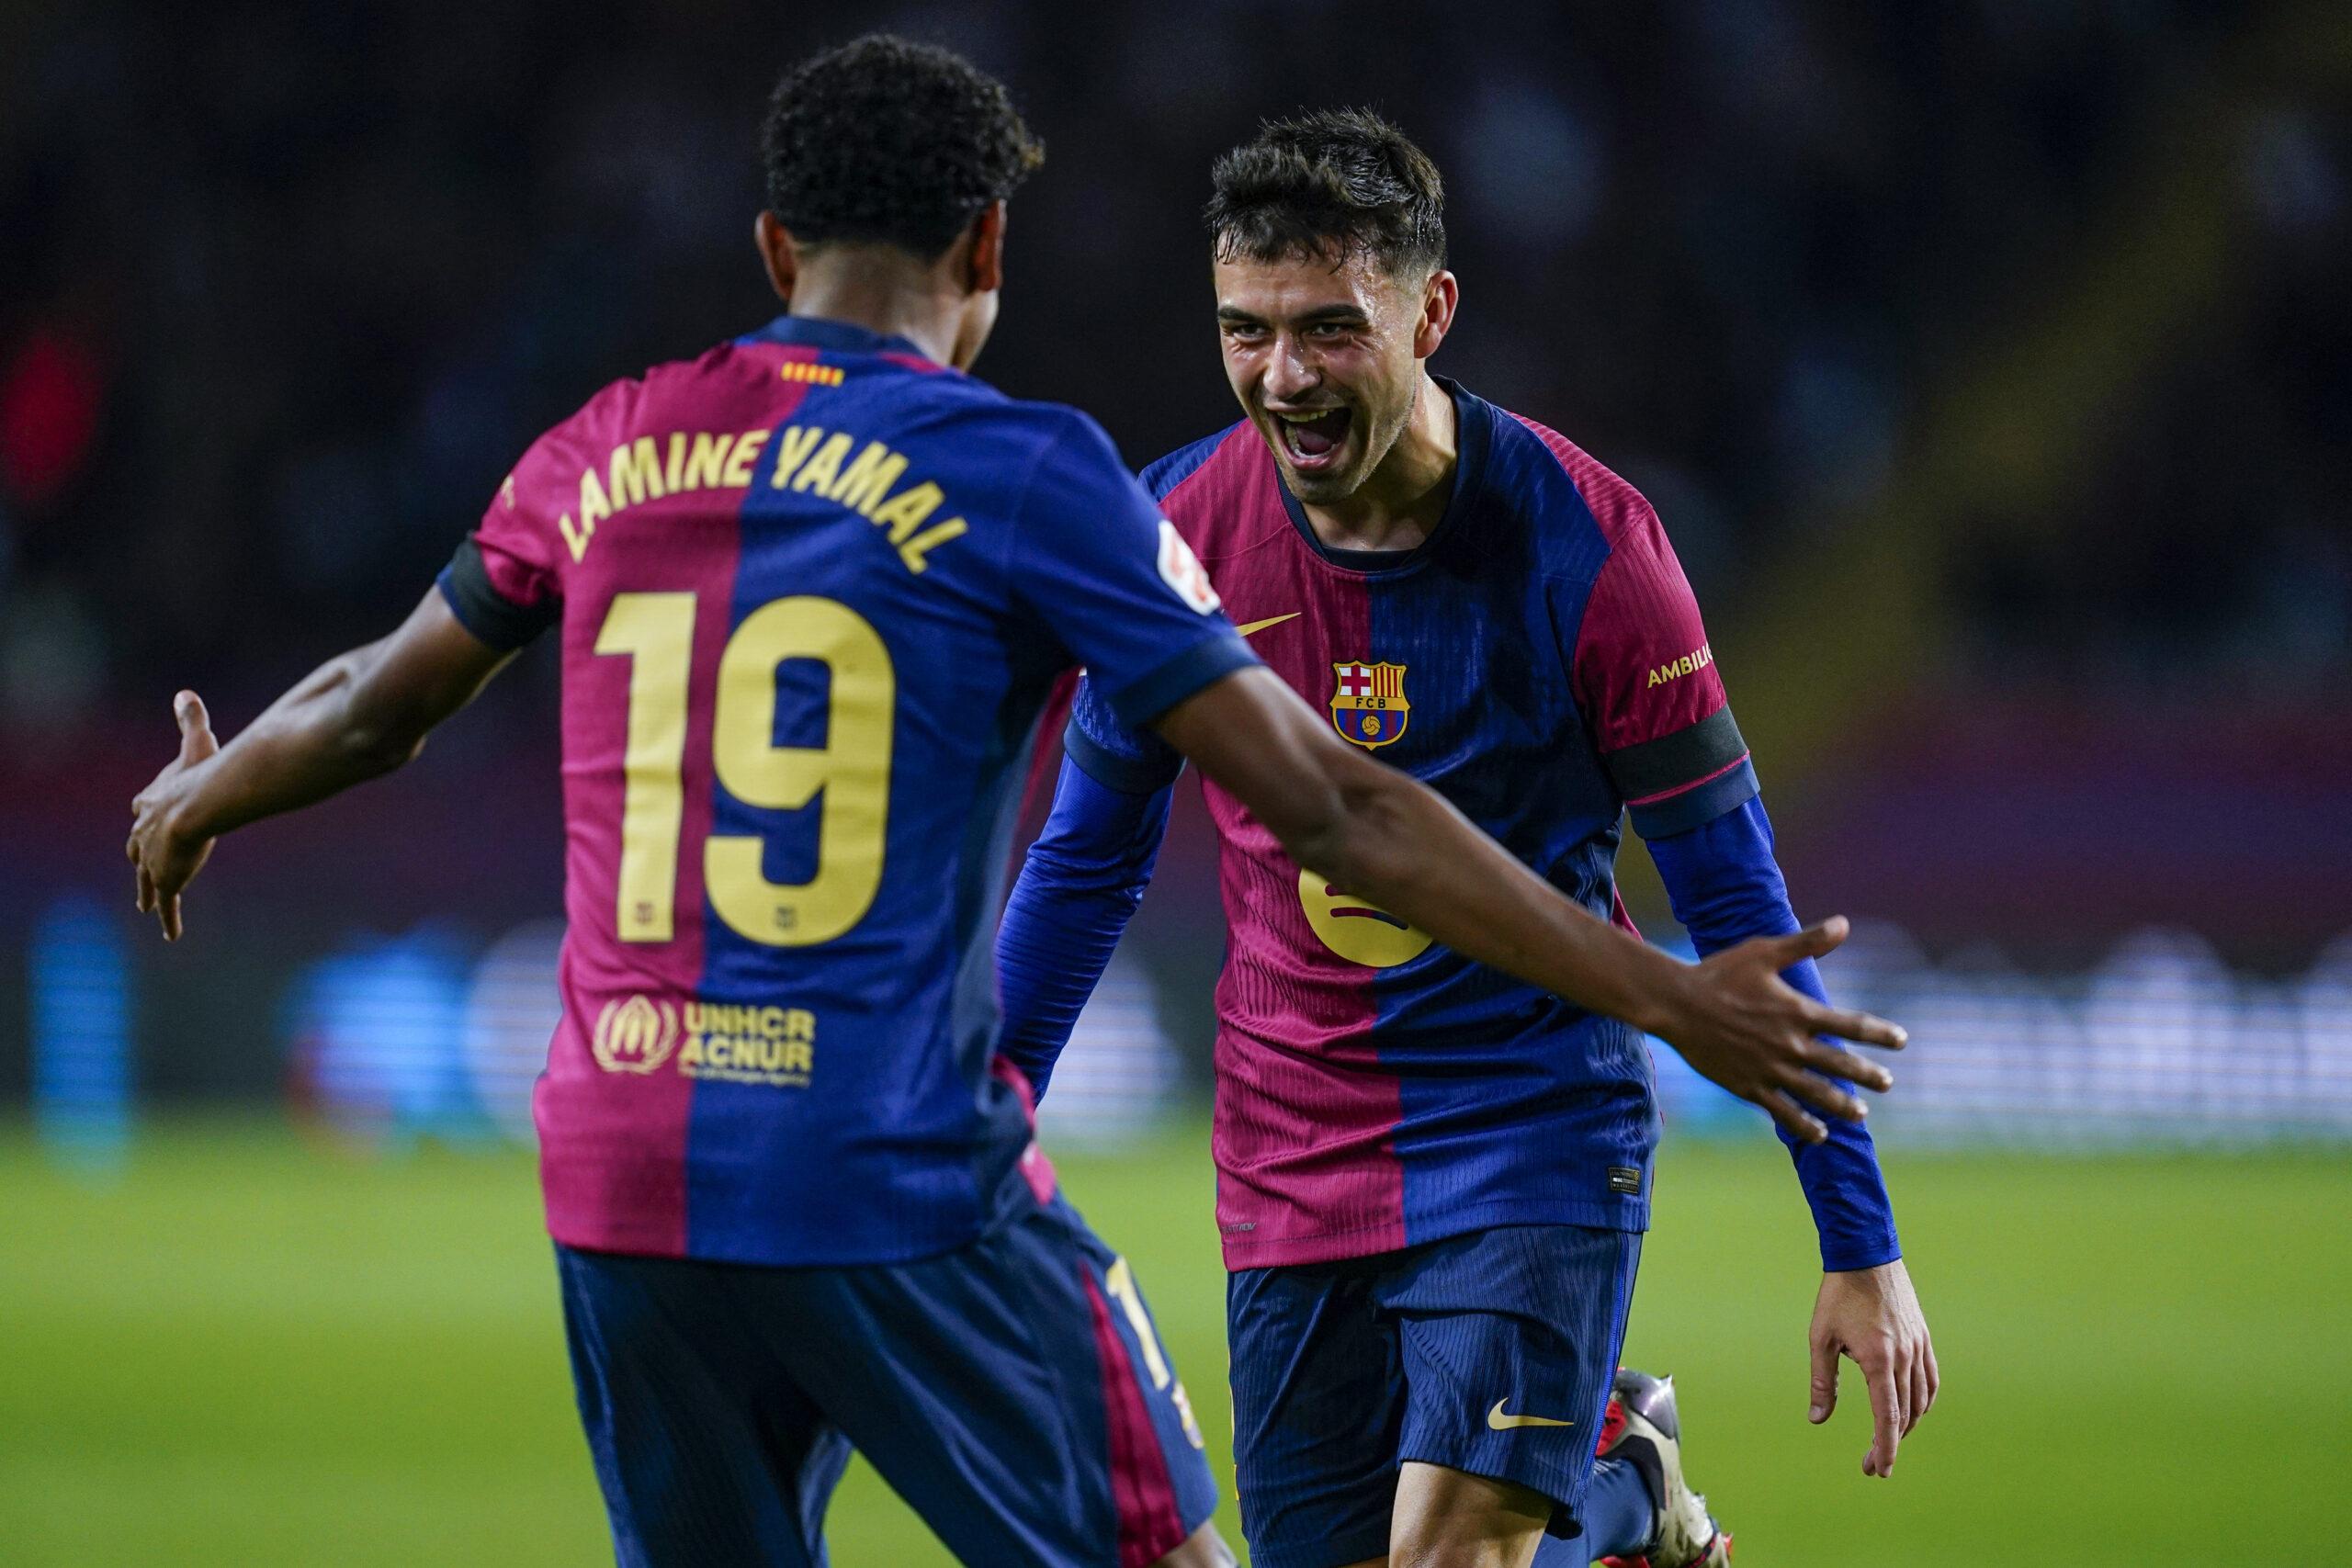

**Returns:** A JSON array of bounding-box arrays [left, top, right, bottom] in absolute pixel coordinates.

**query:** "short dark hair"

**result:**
[[762, 34, 1045, 260], [1204, 108, 1446, 276]]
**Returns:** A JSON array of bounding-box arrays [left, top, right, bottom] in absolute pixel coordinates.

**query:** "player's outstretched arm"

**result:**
[[126, 589, 514, 941], [1152, 667, 1905, 1142]]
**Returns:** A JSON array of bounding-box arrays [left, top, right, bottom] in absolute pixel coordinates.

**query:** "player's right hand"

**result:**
[[126, 691, 220, 942], [1657, 917, 1903, 1144]]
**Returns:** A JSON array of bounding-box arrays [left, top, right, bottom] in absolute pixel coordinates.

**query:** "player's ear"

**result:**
[[961, 201, 1008, 297], [1413, 268, 1459, 361], [755, 210, 800, 305]]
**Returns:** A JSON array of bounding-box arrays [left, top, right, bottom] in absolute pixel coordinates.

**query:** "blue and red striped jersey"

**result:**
[[1053, 383, 1764, 1269], [439, 314, 1255, 1267]]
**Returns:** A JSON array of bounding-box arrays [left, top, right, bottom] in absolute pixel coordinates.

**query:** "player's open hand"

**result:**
[[1809, 1258, 1937, 1477], [1656, 917, 1904, 1144], [126, 691, 220, 942]]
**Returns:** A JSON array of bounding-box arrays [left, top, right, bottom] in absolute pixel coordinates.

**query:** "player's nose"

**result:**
[[1261, 339, 1320, 401]]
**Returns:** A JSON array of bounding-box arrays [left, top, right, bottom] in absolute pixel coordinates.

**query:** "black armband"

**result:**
[[437, 537, 560, 650]]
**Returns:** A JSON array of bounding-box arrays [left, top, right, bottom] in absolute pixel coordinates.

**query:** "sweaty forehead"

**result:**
[[1213, 247, 1413, 323]]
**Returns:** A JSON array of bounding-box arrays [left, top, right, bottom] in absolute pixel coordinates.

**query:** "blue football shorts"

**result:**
[[556, 1192, 1217, 1568], [1227, 1223, 1642, 1568]]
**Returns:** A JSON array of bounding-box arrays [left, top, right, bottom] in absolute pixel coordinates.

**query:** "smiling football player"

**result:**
[[996, 110, 1938, 1568]]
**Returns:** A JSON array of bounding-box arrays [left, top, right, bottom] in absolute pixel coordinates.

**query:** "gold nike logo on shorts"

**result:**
[[1487, 1399, 1575, 1430]]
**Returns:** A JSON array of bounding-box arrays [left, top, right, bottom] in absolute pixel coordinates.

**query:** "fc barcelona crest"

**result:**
[[1330, 661, 1410, 748]]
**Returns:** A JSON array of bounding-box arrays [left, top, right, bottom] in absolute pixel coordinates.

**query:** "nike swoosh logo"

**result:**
[[1236, 613, 1301, 637], [1487, 1399, 1574, 1430]]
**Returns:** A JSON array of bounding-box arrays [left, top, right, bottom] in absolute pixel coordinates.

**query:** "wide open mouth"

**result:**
[[1272, 406, 1352, 470]]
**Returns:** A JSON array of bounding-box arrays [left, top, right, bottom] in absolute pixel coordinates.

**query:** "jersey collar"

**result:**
[[1272, 377, 1494, 575], [744, 312, 940, 366]]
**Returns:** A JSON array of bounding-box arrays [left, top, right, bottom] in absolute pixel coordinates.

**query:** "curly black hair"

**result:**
[[1204, 108, 1445, 277], [762, 35, 1045, 261]]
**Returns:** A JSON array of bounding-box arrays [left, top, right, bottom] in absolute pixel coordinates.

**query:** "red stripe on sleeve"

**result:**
[[1567, 493, 1727, 755], [1506, 413, 1731, 754]]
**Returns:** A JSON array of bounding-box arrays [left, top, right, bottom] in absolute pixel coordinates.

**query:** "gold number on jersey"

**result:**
[[707, 596, 893, 946], [1102, 1256, 1170, 1390], [594, 592, 896, 947], [595, 593, 695, 942]]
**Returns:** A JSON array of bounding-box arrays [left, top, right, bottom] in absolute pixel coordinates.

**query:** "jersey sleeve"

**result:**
[[1061, 672, 1186, 797], [1008, 412, 1260, 730], [1571, 504, 1758, 839], [435, 439, 568, 650], [994, 755, 1177, 1100], [1646, 795, 1901, 1272]]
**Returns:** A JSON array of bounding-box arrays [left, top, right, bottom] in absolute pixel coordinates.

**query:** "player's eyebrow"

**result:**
[[1216, 303, 1369, 329]]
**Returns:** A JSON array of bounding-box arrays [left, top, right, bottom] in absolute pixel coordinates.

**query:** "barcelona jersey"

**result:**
[[1059, 382, 1758, 1269], [438, 315, 1255, 1267]]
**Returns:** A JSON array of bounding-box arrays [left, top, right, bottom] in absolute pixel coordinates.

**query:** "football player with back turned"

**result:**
[[997, 113, 1939, 1568], [127, 41, 1906, 1568]]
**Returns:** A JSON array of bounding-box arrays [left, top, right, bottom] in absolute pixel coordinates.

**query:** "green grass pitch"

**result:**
[[1, 1118, 2345, 1564]]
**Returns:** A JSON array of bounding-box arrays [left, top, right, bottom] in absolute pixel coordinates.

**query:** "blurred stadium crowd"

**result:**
[[2, 0, 2348, 1140]]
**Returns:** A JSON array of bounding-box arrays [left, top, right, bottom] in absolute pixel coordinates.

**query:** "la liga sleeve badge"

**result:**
[[1329, 660, 1409, 748], [1156, 521, 1222, 614]]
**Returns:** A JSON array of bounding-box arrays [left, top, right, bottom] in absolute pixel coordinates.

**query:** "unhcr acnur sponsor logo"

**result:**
[[591, 996, 815, 1087]]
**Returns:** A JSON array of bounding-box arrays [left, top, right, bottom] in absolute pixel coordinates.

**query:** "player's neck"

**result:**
[[1300, 372, 1458, 554], [786, 248, 971, 369]]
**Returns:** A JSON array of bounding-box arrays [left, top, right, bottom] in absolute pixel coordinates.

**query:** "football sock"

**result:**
[[1531, 1455, 1657, 1564]]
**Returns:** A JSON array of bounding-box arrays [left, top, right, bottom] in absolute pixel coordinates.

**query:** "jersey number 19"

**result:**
[[594, 592, 894, 948]]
